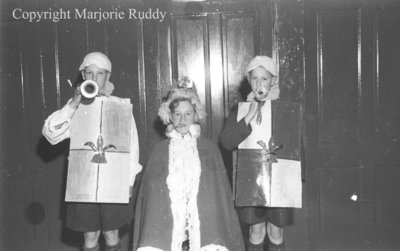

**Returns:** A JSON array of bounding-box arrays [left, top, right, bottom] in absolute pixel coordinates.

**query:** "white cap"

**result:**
[[79, 52, 112, 72], [246, 55, 278, 76]]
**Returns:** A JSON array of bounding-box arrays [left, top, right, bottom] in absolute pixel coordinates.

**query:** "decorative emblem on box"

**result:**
[[84, 135, 116, 164]]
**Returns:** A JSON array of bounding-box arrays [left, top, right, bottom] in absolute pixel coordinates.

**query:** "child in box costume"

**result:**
[[220, 56, 302, 251], [42, 52, 142, 251]]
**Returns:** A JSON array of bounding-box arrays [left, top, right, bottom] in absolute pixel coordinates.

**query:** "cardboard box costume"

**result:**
[[233, 100, 302, 208], [66, 98, 133, 203]]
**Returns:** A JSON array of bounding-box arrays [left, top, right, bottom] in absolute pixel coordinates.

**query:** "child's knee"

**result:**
[[84, 231, 101, 248], [102, 229, 119, 245]]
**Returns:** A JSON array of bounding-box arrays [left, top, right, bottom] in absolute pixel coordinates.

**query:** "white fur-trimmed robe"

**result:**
[[133, 132, 245, 251]]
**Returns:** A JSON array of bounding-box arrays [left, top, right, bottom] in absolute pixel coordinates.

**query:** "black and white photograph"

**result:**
[[1, 0, 400, 250]]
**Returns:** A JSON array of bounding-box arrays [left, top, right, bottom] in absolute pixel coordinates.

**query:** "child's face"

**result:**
[[82, 64, 109, 92], [171, 100, 195, 135], [249, 66, 275, 101]]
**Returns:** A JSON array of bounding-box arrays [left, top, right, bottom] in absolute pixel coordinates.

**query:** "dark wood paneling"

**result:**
[[275, 0, 304, 103], [375, 8, 400, 141], [373, 10, 400, 232], [222, 13, 257, 112], [143, 19, 161, 158], [106, 20, 140, 100], [305, 1, 400, 249], [0, 19, 38, 251], [359, 8, 375, 143], [1, 179, 35, 251], [320, 167, 359, 229], [376, 165, 400, 229], [56, 20, 89, 106], [40, 22, 59, 118], [318, 9, 360, 145], [23, 20, 53, 250], [208, 13, 225, 141], [0, 21, 26, 149]]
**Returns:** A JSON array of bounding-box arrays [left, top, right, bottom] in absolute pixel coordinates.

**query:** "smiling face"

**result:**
[[249, 66, 275, 101], [170, 99, 196, 135], [82, 64, 110, 92]]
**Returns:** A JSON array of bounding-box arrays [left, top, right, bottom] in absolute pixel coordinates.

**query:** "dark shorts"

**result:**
[[66, 199, 134, 232], [237, 206, 291, 227]]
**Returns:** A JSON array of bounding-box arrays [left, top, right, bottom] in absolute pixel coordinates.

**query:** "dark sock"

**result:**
[[247, 241, 264, 251], [105, 241, 122, 251], [268, 241, 284, 251], [83, 244, 100, 251]]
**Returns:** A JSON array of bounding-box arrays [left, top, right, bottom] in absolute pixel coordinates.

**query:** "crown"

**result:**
[[158, 77, 205, 125]]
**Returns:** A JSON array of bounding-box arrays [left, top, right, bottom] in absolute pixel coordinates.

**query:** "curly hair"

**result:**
[[158, 79, 206, 125]]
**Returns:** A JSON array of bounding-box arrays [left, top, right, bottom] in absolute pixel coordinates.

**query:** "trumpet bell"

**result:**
[[80, 80, 99, 98]]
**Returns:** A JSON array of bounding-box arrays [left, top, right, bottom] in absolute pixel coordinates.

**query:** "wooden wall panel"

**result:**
[[375, 8, 400, 141], [0, 22, 26, 149], [0, 18, 40, 251], [222, 13, 257, 112], [23, 21, 52, 250], [208, 13, 225, 141], [373, 9, 400, 231], [359, 8, 375, 143], [1, 179, 35, 250], [106, 20, 140, 100], [306, 1, 400, 249], [318, 9, 360, 145], [376, 165, 400, 229], [143, 20, 162, 158], [40, 23, 59, 117], [320, 167, 359, 229], [275, 0, 304, 103], [56, 21, 89, 106]]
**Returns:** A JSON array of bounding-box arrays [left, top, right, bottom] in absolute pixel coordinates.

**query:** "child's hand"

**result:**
[[69, 86, 82, 109], [244, 100, 258, 125]]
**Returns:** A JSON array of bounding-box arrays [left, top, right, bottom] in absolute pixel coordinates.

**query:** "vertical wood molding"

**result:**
[[356, 9, 362, 142], [137, 20, 148, 160], [272, 0, 279, 72], [53, 24, 61, 109], [373, 9, 379, 139], [208, 13, 224, 141]]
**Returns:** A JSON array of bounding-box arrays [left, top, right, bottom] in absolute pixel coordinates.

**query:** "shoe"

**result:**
[[105, 242, 122, 251], [83, 244, 100, 251], [247, 241, 264, 251]]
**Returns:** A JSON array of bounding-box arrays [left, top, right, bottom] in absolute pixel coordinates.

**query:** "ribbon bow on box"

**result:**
[[257, 139, 283, 164]]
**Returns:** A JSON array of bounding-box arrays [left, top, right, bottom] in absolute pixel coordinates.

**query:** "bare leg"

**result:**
[[103, 229, 121, 250], [84, 231, 101, 249]]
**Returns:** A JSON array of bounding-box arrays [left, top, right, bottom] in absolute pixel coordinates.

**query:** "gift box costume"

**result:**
[[219, 56, 302, 228], [42, 52, 142, 232]]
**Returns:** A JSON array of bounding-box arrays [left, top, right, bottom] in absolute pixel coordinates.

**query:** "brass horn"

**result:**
[[80, 80, 99, 98]]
